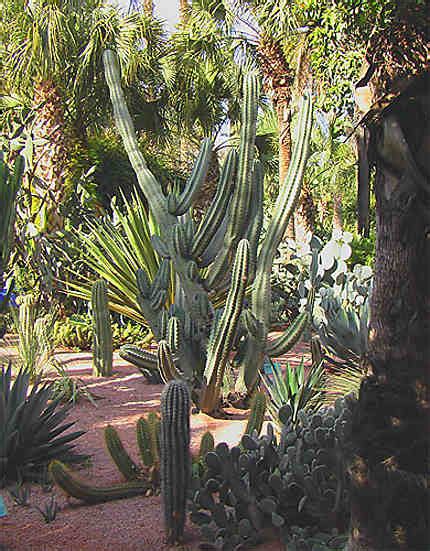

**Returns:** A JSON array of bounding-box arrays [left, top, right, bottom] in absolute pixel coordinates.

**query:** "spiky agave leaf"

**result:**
[[0, 364, 86, 486]]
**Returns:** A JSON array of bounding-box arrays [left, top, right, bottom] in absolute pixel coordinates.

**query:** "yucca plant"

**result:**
[[0, 363, 86, 487], [261, 357, 325, 428], [65, 189, 173, 325]]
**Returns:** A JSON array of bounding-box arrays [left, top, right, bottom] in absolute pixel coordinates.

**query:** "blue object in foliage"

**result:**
[[0, 285, 17, 307], [0, 495, 7, 517]]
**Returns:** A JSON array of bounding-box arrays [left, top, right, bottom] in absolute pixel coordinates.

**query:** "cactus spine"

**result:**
[[160, 380, 191, 543], [49, 461, 149, 504], [91, 279, 113, 377]]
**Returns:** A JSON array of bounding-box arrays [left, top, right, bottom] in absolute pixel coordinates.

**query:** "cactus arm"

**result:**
[[244, 160, 264, 284], [200, 239, 250, 414], [266, 311, 309, 357], [204, 74, 259, 290], [104, 425, 140, 481], [92, 279, 113, 377], [103, 50, 173, 229], [49, 460, 149, 504], [244, 391, 267, 437], [168, 139, 213, 216], [236, 94, 313, 394], [157, 340, 182, 383], [137, 416, 155, 466], [191, 149, 237, 261], [160, 380, 191, 544]]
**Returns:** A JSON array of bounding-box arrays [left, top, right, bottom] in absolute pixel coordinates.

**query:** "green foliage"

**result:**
[[261, 358, 325, 429], [160, 380, 191, 544], [91, 279, 113, 377], [189, 395, 356, 549], [35, 496, 59, 524], [66, 188, 168, 326], [49, 365, 96, 406], [8, 482, 30, 506], [6, 295, 58, 382], [54, 314, 149, 351], [0, 363, 86, 486]]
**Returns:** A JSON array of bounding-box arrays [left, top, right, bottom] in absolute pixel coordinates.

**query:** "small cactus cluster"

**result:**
[[50, 413, 161, 503], [91, 279, 113, 377], [160, 380, 191, 544], [189, 396, 356, 550], [104, 49, 314, 414]]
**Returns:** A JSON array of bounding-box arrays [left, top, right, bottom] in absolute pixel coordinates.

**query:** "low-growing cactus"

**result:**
[[104, 425, 140, 481], [189, 396, 356, 549], [160, 380, 191, 543], [92, 279, 113, 377], [49, 460, 149, 504]]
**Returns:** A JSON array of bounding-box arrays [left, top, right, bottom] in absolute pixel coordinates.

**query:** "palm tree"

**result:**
[[1, 0, 165, 231]]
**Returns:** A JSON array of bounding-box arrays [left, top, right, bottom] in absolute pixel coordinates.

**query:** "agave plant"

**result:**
[[261, 357, 325, 429], [0, 363, 86, 486], [65, 188, 173, 325]]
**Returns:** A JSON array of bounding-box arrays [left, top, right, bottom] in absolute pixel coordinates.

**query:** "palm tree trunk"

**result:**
[[33, 80, 70, 233], [332, 192, 343, 232], [179, 0, 189, 23], [347, 73, 429, 551], [143, 0, 153, 16]]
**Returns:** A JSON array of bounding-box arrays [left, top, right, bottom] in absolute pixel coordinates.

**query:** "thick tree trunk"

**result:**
[[276, 99, 295, 239], [143, 0, 153, 16], [347, 75, 429, 551]]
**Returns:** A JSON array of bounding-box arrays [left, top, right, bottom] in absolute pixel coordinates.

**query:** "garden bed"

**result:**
[[1, 341, 310, 550]]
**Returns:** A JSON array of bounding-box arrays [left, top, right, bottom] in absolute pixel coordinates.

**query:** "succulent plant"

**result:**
[[189, 396, 356, 549], [104, 425, 140, 481], [103, 50, 314, 414], [0, 363, 86, 487], [91, 279, 113, 377], [160, 380, 191, 543], [244, 391, 267, 437], [49, 460, 150, 504], [119, 344, 162, 383]]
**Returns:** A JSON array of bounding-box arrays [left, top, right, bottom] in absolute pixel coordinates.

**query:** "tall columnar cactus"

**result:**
[[103, 50, 313, 415], [244, 390, 267, 437], [91, 279, 113, 377], [160, 380, 191, 543]]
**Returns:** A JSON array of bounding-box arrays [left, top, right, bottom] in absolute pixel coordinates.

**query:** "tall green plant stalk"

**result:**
[[103, 50, 313, 415], [91, 279, 113, 377]]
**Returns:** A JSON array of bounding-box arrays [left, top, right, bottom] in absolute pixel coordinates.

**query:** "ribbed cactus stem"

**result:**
[[201, 239, 250, 414], [49, 461, 149, 504], [160, 380, 191, 544], [198, 431, 215, 461], [244, 391, 267, 437], [104, 425, 140, 481], [91, 279, 113, 377], [237, 94, 313, 393], [102, 50, 173, 230], [137, 414, 160, 467]]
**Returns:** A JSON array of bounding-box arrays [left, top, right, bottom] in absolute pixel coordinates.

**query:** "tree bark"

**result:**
[[179, 0, 189, 24], [347, 74, 429, 551], [143, 0, 153, 16], [332, 192, 343, 232]]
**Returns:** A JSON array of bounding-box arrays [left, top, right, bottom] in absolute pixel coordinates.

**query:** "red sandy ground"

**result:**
[[0, 341, 309, 551]]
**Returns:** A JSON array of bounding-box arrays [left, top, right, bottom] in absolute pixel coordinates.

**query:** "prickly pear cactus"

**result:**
[[189, 396, 356, 549]]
